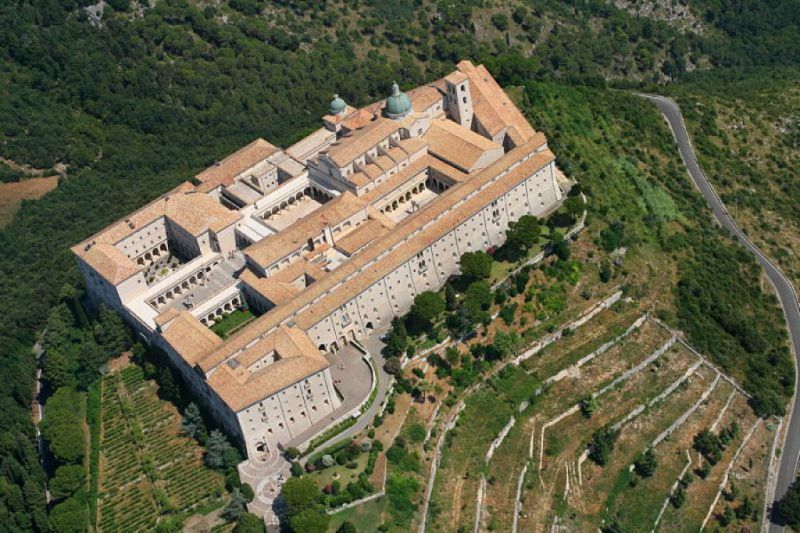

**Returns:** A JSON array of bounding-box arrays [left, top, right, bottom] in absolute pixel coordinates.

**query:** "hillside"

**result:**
[[669, 69, 800, 287], [0, 0, 798, 531]]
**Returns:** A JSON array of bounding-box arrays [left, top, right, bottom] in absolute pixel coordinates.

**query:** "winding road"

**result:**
[[639, 94, 800, 530]]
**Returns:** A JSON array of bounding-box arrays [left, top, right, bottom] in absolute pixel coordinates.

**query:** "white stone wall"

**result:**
[[236, 368, 340, 456], [213, 225, 237, 254], [167, 219, 202, 259], [116, 217, 168, 260], [304, 161, 563, 353]]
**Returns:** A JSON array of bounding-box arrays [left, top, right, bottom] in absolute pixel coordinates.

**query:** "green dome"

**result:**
[[384, 82, 412, 119], [329, 94, 347, 115]]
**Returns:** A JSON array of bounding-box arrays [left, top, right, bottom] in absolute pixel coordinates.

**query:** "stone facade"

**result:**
[[72, 60, 568, 460]]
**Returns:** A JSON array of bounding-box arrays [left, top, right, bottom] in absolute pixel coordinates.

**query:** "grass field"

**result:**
[[97, 364, 224, 532]]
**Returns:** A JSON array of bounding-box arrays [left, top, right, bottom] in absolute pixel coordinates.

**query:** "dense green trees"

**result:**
[[280, 477, 329, 532], [499, 215, 540, 261], [234, 512, 266, 533], [776, 476, 800, 527], [459, 251, 493, 280], [205, 429, 241, 470], [41, 387, 86, 465], [49, 465, 85, 501], [0, 1, 796, 529], [48, 497, 89, 533], [407, 291, 445, 334], [677, 238, 794, 416]]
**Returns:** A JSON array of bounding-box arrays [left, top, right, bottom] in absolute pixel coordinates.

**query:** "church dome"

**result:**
[[384, 82, 412, 119], [329, 94, 347, 115]]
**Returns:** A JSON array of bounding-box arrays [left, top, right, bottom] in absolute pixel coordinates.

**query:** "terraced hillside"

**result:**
[[97, 365, 225, 531]]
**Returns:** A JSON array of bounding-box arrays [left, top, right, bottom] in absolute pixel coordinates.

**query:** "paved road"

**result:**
[[639, 94, 800, 530]]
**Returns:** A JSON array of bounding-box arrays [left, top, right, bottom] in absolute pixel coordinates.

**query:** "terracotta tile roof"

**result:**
[[348, 172, 370, 188], [341, 108, 377, 131], [457, 61, 538, 143], [245, 192, 367, 268], [324, 119, 401, 167], [79, 243, 143, 284], [334, 219, 389, 256], [397, 137, 428, 156], [373, 155, 395, 172], [384, 147, 407, 164], [164, 192, 242, 236], [72, 182, 240, 284], [426, 156, 470, 183], [444, 71, 468, 85], [406, 84, 445, 112], [366, 207, 397, 230], [203, 138, 552, 366], [361, 164, 383, 180], [206, 326, 329, 411], [240, 269, 299, 306], [361, 156, 431, 204], [195, 139, 280, 192], [155, 308, 181, 328], [162, 311, 223, 367], [423, 119, 503, 172]]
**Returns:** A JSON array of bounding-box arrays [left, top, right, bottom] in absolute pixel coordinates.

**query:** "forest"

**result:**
[[0, 0, 798, 530]]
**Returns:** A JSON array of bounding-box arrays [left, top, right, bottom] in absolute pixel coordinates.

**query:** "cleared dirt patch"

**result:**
[[0, 176, 58, 227]]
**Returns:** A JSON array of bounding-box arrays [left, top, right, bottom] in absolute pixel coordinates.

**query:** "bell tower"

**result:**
[[445, 71, 473, 129]]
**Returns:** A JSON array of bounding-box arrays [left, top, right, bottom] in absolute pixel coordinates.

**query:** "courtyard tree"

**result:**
[[502, 215, 540, 261], [289, 508, 329, 533], [407, 291, 445, 333], [459, 251, 493, 280], [383, 317, 408, 357], [281, 476, 321, 515]]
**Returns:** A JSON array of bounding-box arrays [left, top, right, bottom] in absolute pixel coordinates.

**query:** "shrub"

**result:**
[[588, 425, 619, 466], [633, 448, 657, 478], [384, 357, 402, 375], [670, 485, 686, 508], [579, 395, 598, 418]]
